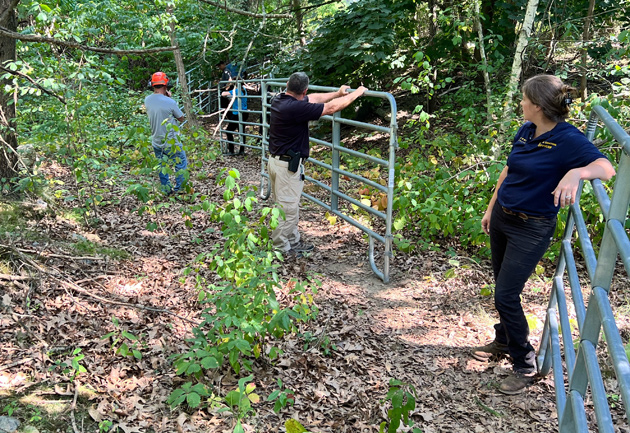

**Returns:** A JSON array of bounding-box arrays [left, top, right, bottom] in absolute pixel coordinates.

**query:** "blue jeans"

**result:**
[[490, 204, 557, 373], [153, 144, 188, 192]]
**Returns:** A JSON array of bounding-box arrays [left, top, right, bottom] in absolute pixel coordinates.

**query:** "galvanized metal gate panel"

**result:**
[[260, 81, 398, 283], [537, 105, 630, 432], [210, 78, 398, 282]]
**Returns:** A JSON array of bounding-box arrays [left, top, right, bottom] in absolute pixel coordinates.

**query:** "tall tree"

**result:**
[[474, 0, 492, 122], [0, 0, 18, 179], [168, 10, 197, 126], [292, 0, 307, 46], [495, 0, 540, 157], [580, 0, 596, 100]]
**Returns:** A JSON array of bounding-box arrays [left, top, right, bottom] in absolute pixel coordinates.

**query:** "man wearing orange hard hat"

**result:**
[[145, 72, 187, 195]]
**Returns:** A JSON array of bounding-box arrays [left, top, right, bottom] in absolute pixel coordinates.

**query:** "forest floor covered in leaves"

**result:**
[[1, 128, 630, 433]]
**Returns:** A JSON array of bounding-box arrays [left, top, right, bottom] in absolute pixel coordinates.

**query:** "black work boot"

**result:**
[[471, 340, 509, 361]]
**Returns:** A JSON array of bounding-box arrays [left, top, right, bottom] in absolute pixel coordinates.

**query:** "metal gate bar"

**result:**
[[216, 79, 265, 155], [258, 80, 398, 282], [187, 75, 399, 282], [181, 67, 214, 113], [537, 104, 630, 432]]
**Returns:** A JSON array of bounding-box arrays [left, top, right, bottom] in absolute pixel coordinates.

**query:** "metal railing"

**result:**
[[183, 62, 268, 116], [182, 67, 216, 113], [216, 78, 267, 155], [537, 105, 630, 432], [189, 75, 399, 281], [257, 80, 399, 283]]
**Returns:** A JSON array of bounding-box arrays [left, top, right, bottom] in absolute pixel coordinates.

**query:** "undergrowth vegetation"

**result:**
[[170, 170, 319, 414]]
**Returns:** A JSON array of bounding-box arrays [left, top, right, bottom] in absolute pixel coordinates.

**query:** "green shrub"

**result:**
[[170, 170, 318, 409], [393, 134, 500, 256]]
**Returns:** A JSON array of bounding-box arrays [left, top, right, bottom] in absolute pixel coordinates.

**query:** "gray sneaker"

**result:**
[[471, 340, 509, 361], [290, 241, 314, 252]]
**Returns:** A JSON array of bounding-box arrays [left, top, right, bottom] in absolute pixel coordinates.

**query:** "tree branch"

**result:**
[[234, 24, 289, 41], [0, 244, 104, 261], [197, 0, 292, 18], [0, 273, 30, 281], [58, 277, 200, 326], [70, 381, 80, 433], [297, 0, 341, 13], [0, 66, 66, 104], [0, 26, 176, 55], [1, 243, 201, 326]]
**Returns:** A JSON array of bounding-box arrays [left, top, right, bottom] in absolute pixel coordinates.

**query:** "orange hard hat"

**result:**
[[151, 72, 169, 86]]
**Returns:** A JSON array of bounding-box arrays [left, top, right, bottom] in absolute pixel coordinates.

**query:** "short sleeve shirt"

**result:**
[[144, 93, 184, 149], [268, 93, 324, 158], [227, 88, 248, 115], [497, 121, 608, 218]]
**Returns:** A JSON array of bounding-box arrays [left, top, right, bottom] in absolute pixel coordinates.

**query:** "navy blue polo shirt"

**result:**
[[268, 93, 324, 159], [497, 121, 607, 218]]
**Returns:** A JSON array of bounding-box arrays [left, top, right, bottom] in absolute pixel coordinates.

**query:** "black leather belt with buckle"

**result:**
[[501, 206, 547, 221], [271, 154, 292, 162]]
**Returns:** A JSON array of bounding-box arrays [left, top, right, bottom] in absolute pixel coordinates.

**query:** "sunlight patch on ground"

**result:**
[[0, 372, 28, 390], [114, 280, 144, 296], [19, 393, 71, 415]]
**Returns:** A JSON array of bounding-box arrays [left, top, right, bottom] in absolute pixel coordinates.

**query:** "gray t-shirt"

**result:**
[[145, 93, 184, 149]]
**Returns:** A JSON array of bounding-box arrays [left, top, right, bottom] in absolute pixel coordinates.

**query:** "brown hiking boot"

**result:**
[[498, 371, 536, 395], [471, 341, 509, 361]]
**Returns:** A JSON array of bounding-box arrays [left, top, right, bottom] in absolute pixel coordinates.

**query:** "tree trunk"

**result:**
[[292, 0, 306, 46], [494, 0, 540, 158], [168, 21, 197, 127], [474, 0, 492, 123], [428, 0, 437, 43], [0, 0, 18, 179], [580, 0, 596, 100], [424, 0, 439, 112]]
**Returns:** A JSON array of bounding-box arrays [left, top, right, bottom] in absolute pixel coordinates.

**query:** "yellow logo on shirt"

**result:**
[[538, 141, 557, 149]]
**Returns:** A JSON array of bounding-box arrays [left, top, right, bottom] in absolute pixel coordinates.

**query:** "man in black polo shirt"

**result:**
[[268, 72, 367, 256]]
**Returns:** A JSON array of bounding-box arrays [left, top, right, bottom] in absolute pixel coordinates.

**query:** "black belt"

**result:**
[[501, 206, 549, 221], [271, 154, 292, 162]]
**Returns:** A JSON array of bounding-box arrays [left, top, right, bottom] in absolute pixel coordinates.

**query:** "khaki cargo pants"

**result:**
[[268, 155, 304, 252]]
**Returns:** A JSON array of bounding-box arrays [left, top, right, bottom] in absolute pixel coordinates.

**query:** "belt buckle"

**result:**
[[517, 212, 529, 221]]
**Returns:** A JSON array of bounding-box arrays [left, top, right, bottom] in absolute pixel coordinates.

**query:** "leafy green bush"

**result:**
[[393, 134, 501, 256], [170, 170, 318, 407], [380, 379, 422, 433]]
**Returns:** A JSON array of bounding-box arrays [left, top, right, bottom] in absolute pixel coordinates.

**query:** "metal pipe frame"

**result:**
[[256, 79, 397, 282], [215, 79, 266, 155], [537, 105, 630, 432]]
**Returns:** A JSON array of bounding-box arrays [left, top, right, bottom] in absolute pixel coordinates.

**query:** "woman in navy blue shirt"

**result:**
[[472, 75, 615, 394]]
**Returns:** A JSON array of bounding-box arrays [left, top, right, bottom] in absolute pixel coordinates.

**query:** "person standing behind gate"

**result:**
[[217, 60, 234, 84], [472, 74, 615, 394], [221, 84, 249, 155], [145, 72, 188, 195], [268, 72, 367, 257]]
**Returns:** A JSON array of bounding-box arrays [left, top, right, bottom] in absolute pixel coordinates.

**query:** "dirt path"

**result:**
[[0, 149, 568, 433], [177, 151, 561, 432]]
